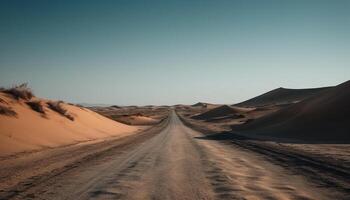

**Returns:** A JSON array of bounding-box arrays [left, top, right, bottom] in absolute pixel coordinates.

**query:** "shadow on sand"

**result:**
[[194, 131, 350, 144], [194, 131, 250, 141]]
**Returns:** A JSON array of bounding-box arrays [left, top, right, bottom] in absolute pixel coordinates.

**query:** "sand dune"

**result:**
[[2, 112, 341, 200], [191, 102, 208, 107], [91, 105, 170, 124], [114, 114, 159, 125], [233, 80, 350, 142], [235, 86, 332, 107], [192, 105, 246, 121], [0, 92, 138, 157]]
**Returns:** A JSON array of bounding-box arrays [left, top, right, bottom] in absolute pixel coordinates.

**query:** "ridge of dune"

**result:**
[[232, 80, 350, 142], [235, 86, 332, 107], [191, 102, 209, 108], [192, 105, 245, 120], [0, 92, 138, 157], [115, 114, 159, 125], [132, 115, 158, 123]]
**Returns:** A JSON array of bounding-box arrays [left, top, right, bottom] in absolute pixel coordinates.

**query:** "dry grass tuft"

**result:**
[[3, 83, 34, 100], [26, 100, 45, 114], [0, 104, 17, 116], [0, 97, 8, 105], [47, 101, 74, 121]]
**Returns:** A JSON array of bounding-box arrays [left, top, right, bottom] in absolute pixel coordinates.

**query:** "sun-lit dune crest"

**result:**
[[0, 85, 138, 157], [114, 114, 159, 126], [233, 80, 350, 143]]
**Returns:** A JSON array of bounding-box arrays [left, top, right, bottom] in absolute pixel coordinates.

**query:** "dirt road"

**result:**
[[0, 111, 347, 199]]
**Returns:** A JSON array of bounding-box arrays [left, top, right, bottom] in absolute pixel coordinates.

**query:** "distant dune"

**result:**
[[233, 80, 350, 143], [191, 102, 208, 108], [114, 114, 159, 126], [235, 86, 332, 107], [0, 86, 138, 157], [192, 105, 245, 121]]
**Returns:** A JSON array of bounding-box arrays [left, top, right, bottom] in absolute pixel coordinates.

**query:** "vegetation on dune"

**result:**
[[0, 84, 77, 120], [0, 104, 17, 116], [26, 100, 45, 114], [47, 101, 74, 121], [1, 83, 34, 100]]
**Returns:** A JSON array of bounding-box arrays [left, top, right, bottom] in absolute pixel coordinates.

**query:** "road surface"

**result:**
[[0, 111, 346, 199]]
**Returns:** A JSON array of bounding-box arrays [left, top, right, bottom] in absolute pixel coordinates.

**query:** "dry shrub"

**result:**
[[3, 83, 34, 100], [0, 104, 17, 116], [65, 113, 74, 121], [47, 101, 66, 114], [47, 101, 74, 121], [26, 100, 45, 114], [0, 97, 8, 104]]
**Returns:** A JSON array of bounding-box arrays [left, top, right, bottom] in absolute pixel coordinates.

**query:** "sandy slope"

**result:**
[[114, 115, 159, 125], [233, 80, 350, 142], [192, 105, 248, 121], [191, 102, 220, 109], [235, 86, 332, 107], [0, 112, 347, 200], [0, 93, 138, 157]]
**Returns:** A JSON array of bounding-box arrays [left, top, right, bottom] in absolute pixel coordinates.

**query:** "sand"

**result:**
[[91, 105, 170, 126], [0, 93, 138, 157], [191, 102, 208, 107], [1, 112, 341, 199], [235, 86, 332, 107], [233, 80, 350, 142], [192, 105, 247, 121], [114, 115, 159, 125]]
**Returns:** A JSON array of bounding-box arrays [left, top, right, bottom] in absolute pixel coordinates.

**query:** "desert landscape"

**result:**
[[1, 1, 349, 199], [0, 81, 349, 200]]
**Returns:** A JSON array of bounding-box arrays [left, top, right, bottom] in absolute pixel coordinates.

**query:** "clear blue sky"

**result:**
[[0, 0, 349, 105]]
